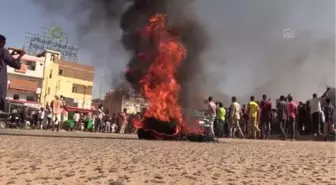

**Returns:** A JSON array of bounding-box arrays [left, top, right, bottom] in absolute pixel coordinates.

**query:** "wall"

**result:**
[[40, 50, 62, 106], [7, 90, 37, 102], [103, 90, 147, 114], [39, 50, 94, 109], [56, 76, 93, 109], [57, 60, 94, 81], [121, 96, 147, 114], [104, 92, 123, 115], [7, 49, 45, 79]]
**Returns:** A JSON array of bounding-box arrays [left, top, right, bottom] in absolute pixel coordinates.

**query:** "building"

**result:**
[[39, 50, 94, 109], [103, 89, 147, 114], [6, 48, 44, 103], [91, 98, 103, 110]]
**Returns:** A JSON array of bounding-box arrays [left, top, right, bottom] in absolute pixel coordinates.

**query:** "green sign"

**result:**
[[50, 27, 64, 40]]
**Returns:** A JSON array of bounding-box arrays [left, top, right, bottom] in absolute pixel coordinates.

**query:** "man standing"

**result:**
[[38, 108, 45, 129], [0, 35, 23, 111], [241, 104, 248, 134], [309, 88, 330, 136], [247, 96, 260, 139], [59, 95, 68, 130], [51, 95, 63, 131], [323, 98, 335, 140], [215, 102, 226, 138], [287, 96, 297, 140], [297, 102, 306, 134], [119, 108, 128, 134], [206, 96, 216, 137], [229, 96, 244, 138], [259, 94, 272, 139], [73, 111, 80, 130], [277, 96, 288, 139]]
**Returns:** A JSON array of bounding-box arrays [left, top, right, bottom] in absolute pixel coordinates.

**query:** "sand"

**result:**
[[0, 134, 335, 185]]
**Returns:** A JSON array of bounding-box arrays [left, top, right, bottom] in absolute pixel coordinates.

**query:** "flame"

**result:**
[[141, 14, 185, 124], [130, 14, 203, 137]]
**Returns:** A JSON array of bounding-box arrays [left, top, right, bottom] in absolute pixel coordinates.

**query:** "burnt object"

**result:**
[[137, 117, 178, 140], [137, 117, 215, 142], [143, 117, 177, 135]]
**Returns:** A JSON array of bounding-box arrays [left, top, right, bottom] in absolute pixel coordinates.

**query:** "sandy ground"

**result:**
[[0, 135, 335, 185]]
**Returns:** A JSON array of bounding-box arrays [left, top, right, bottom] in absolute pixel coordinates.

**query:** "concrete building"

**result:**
[[103, 89, 147, 115], [39, 50, 94, 109], [6, 48, 44, 103]]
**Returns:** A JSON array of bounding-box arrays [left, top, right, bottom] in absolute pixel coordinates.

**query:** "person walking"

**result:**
[[323, 98, 335, 141], [259, 94, 272, 139], [229, 96, 244, 138], [95, 104, 104, 132], [119, 108, 128, 134], [247, 96, 260, 139], [277, 95, 288, 139], [204, 96, 216, 138], [287, 96, 297, 140], [309, 88, 330, 136]]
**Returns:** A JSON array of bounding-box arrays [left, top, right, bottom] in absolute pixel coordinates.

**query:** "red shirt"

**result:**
[[259, 100, 272, 121], [120, 112, 127, 125], [287, 101, 297, 118]]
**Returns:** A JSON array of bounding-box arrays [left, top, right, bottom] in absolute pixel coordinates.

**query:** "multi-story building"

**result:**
[[6, 48, 44, 104], [39, 50, 94, 109], [103, 89, 147, 114]]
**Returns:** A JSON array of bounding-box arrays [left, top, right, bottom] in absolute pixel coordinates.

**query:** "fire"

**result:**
[[135, 14, 186, 130]]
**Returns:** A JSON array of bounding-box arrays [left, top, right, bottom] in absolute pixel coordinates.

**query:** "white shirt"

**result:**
[[74, 113, 80, 122], [320, 111, 325, 123], [98, 109, 104, 119], [309, 97, 322, 114], [208, 101, 217, 116], [39, 110, 45, 119], [230, 102, 241, 120]]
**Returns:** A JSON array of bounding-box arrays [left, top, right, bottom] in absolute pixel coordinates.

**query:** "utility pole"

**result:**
[[99, 73, 104, 100]]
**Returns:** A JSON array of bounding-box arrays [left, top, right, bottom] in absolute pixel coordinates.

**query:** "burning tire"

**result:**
[[137, 128, 154, 140]]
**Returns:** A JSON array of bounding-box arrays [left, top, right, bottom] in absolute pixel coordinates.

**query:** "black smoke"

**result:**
[[33, 0, 208, 109], [120, 0, 208, 109]]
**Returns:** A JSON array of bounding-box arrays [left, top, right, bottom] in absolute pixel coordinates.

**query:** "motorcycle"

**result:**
[[9, 109, 21, 128], [0, 111, 10, 129]]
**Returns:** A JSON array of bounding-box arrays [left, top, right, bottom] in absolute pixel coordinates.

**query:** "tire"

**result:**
[[0, 120, 6, 129], [137, 128, 153, 140]]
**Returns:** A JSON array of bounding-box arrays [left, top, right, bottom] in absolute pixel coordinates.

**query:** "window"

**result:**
[[50, 54, 55, 62], [25, 60, 36, 71], [47, 87, 50, 95], [49, 70, 52, 78], [26, 96, 35, 101], [58, 69, 63, 75], [13, 94, 19, 100], [72, 86, 77, 93]]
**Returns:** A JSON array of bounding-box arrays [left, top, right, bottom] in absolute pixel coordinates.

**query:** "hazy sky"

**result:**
[[1, 0, 335, 101], [0, 0, 120, 98]]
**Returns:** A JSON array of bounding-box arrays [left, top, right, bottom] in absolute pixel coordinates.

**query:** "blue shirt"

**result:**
[[0, 48, 21, 98]]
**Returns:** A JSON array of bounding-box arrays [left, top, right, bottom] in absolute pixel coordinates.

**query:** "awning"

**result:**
[[66, 106, 93, 113]]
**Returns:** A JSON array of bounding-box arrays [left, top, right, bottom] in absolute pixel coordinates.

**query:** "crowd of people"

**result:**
[[6, 87, 336, 142], [208, 87, 335, 141], [8, 98, 141, 135]]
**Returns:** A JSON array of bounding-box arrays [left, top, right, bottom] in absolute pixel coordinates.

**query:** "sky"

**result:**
[[0, 0, 117, 98], [1, 0, 335, 102]]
